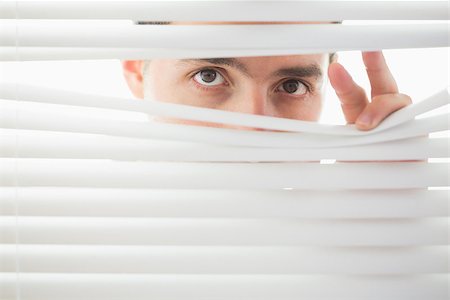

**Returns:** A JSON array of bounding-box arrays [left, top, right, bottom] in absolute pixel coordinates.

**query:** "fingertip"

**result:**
[[361, 50, 383, 56], [362, 51, 386, 68], [328, 63, 354, 92], [329, 62, 351, 78], [355, 112, 374, 131], [399, 93, 413, 105], [362, 50, 382, 57], [355, 119, 375, 131], [328, 62, 344, 76]]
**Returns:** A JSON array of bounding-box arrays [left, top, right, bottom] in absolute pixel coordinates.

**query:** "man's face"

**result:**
[[123, 22, 409, 132], [123, 22, 334, 127], [141, 54, 328, 123]]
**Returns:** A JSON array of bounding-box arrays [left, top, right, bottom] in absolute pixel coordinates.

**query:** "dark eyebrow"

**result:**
[[178, 58, 250, 75], [178, 58, 322, 80], [272, 64, 323, 79]]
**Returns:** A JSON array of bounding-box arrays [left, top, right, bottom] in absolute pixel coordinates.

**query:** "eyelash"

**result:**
[[190, 67, 312, 95]]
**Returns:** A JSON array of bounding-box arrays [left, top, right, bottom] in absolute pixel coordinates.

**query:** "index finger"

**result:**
[[362, 51, 399, 98]]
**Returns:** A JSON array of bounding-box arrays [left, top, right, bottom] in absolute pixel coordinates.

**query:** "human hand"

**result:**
[[328, 51, 412, 131]]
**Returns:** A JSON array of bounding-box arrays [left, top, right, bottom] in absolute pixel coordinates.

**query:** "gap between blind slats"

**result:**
[[1, 132, 447, 161], [0, 188, 448, 218], [0, 160, 448, 189], [0, 1, 447, 20], [0, 273, 447, 300], [0, 244, 447, 274], [1, 105, 448, 148], [1, 24, 447, 52], [1, 84, 447, 135], [0, 216, 447, 246]]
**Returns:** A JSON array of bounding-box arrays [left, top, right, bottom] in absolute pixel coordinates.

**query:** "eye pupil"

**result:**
[[200, 69, 217, 83], [283, 80, 299, 94]]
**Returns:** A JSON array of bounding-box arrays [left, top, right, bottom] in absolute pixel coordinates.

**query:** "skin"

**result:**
[[122, 26, 411, 130]]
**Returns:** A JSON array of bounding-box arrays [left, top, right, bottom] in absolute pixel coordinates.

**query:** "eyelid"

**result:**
[[190, 67, 231, 88], [275, 78, 312, 95]]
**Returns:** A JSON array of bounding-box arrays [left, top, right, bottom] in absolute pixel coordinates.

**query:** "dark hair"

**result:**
[[135, 21, 171, 25]]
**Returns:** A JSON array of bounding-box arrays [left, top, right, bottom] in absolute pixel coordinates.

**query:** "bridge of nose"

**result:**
[[228, 80, 277, 116]]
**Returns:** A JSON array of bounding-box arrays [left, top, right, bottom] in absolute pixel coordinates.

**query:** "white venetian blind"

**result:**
[[0, 1, 449, 299]]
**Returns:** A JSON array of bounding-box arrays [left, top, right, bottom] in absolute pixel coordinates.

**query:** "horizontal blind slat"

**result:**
[[1, 1, 447, 20], [0, 273, 447, 300], [0, 132, 447, 161], [1, 23, 447, 51], [1, 84, 447, 135], [1, 160, 448, 189], [0, 46, 357, 61], [0, 245, 447, 274], [3, 45, 450, 61], [1, 105, 447, 148], [1, 188, 448, 218], [0, 216, 447, 246]]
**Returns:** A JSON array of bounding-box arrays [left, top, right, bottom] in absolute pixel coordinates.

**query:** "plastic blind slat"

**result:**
[[1, 104, 448, 148], [0, 216, 447, 246], [1, 132, 448, 161], [0, 273, 446, 300], [0, 1, 447, 20], [1, 159, 448, 189], [1, 23, 447, 52], [0, 244, 447, 274], [1, 84, 448, 135], [1, 188, 448, 218]]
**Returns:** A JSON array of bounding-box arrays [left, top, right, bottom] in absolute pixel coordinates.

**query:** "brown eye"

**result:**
[[278, 79, 308, 95], [193, 69, 225, 86], [200, 69, 216, 83]]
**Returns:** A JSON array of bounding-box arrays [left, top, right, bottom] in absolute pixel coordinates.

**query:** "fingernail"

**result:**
[[356, 114, 372, 127]]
